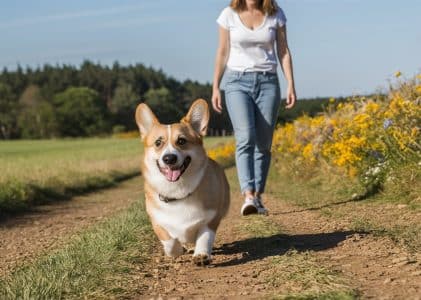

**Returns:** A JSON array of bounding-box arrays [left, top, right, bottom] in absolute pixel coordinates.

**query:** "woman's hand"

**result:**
[[212, 88, 223, 113], [285, 85, 296, 109]]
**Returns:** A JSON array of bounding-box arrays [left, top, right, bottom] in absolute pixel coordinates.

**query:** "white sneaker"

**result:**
[[254, 197, 268, 215], [241, 197, 258, 216]]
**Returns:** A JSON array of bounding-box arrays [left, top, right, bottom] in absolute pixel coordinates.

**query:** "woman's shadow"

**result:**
[[212, 230, 356, 267]]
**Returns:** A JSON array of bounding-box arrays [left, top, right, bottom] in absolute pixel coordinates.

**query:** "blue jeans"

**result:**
[[223, 70, 281, 194]]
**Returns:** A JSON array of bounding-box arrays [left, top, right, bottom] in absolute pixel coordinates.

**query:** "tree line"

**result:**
[[0, 60, 335, 139]]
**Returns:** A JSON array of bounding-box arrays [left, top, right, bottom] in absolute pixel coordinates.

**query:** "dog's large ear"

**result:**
[[183, 99, 209, 136], [135, 103, 159, 139]]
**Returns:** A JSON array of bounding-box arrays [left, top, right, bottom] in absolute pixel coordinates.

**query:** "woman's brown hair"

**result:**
[[230, 0, 278, 15]]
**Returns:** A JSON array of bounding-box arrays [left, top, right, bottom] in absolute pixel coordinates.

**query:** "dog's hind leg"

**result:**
[[152, 222, 184, 257], [193, 226, 215, 266], [161, 238, 184, 257]]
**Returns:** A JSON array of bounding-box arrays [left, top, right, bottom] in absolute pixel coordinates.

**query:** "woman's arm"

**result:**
[[276, 25, 296, 109], [211, 26, 230, 113]]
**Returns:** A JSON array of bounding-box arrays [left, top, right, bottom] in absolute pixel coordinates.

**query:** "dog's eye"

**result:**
[[155, 139, 162, 147], [176, 137, 187, 146]]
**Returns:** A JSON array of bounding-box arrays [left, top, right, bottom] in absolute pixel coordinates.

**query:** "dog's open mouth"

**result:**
[[157, 156, 191, 182]]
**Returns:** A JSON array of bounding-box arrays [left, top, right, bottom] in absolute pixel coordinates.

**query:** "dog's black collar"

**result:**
[[159, 192, 192, 203]]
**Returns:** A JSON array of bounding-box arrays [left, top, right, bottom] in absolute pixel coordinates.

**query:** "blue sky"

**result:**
[[0, 0, 420, 98]]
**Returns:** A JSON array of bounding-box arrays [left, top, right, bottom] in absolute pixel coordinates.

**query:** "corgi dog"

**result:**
[[135, 99, 230, 266]]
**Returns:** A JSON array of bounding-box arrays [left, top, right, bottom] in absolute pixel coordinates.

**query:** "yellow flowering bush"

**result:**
[[272, 74, 421, 192], [208, 141, 236, 168]]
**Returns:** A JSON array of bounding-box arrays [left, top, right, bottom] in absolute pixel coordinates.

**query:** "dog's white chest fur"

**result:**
[[150, 195, 216, 244]]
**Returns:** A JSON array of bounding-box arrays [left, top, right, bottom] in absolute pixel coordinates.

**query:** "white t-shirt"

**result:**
[[216, 6, 287, 73]]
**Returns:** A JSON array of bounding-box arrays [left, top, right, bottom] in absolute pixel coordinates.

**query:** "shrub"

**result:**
[[272, 73, 421, 194]]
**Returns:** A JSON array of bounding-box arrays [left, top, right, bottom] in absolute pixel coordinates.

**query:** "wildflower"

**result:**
[[365, 102, 380, 114], [394, 71, 402, 78], [383, 119, 393, 129], [302, 143, 316, 162], [371, 166, 381, 176]]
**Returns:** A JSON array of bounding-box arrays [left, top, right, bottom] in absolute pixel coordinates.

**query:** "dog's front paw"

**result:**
[[192, 254, 211, 266]]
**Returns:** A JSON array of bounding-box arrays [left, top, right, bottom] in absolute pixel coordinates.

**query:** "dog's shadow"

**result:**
[[212, 230, 356, 267]]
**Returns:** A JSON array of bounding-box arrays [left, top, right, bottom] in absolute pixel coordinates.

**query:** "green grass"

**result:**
[[237, 214, 282, 238], [379, 161, 421, 208], [270, 154, 420, 208], [350, 217, 421, 252], [266, 161, 363, 209], [0, 136, 233, 214], [273, 290, 358, 300], [0, 138, 142, 214], [267, 250, 357, 300], [0, 197, 155, 299]]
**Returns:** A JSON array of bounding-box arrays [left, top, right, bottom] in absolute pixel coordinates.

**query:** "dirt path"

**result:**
[[0, 177, 143, 277], [136, 168, 421, 299], [1, 168, 419, 299]]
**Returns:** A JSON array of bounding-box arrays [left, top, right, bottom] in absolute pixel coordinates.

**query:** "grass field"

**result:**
[[0, 136, 232, 214]]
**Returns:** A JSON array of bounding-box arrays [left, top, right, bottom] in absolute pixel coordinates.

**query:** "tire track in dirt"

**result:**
[[0, 177, 143, 277]]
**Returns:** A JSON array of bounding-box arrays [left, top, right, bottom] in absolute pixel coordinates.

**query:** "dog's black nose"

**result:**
[[163, 154, 178, 165]]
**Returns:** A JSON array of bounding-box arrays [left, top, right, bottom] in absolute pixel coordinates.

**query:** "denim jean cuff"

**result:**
[[240, 186, 255, 195]]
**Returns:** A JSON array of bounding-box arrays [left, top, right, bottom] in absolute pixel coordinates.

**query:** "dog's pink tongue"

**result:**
[[165, 169, 182, 182]]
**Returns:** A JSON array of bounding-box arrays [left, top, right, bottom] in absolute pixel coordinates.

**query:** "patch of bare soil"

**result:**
[[0, 177, 143, 277], [133, 168, 420, 299]]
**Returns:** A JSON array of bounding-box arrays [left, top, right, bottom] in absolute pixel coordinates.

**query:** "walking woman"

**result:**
[[212, 0, 296, 215]]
